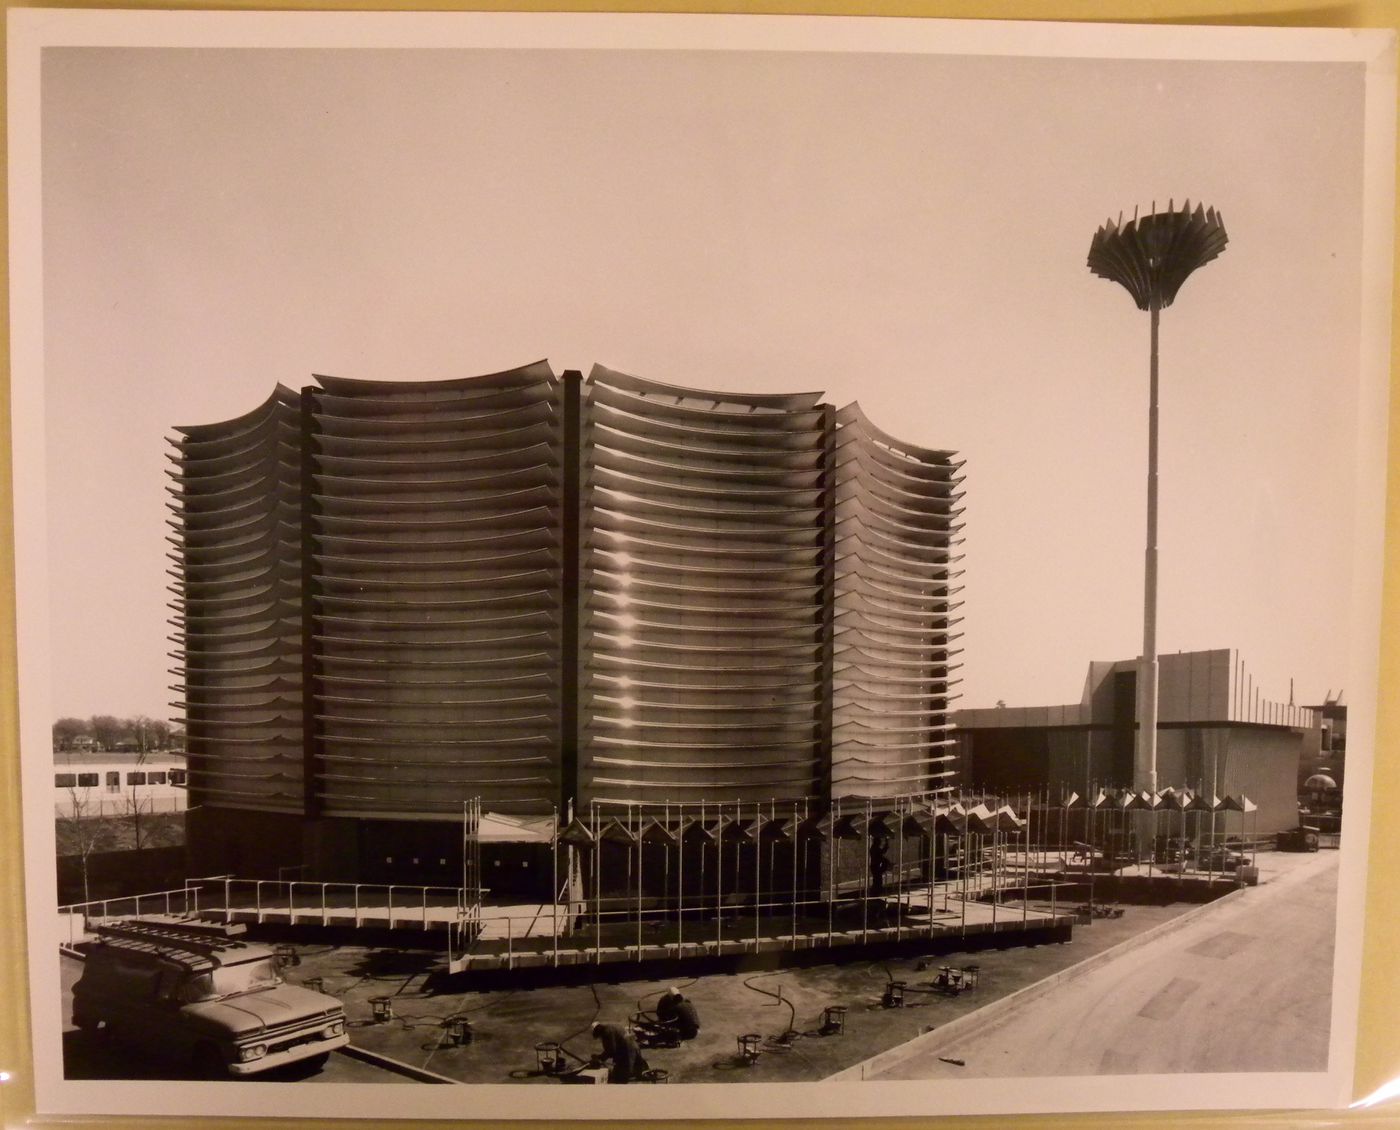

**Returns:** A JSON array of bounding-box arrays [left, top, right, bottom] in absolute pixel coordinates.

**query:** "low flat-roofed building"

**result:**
[[52, 750, 188, 819], [954, 648, 1317, 834]]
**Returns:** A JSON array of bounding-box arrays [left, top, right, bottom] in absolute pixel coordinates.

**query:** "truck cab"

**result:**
[[72, 917, 348, 1077]]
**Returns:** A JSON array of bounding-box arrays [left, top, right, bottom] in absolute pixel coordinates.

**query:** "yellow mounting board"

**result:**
[[2, 4, 1398, 1129]]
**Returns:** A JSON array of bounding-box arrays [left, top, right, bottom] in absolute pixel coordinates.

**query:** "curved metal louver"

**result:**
[[831, 404, 964, 801], [169, 386, 304, 814], [578, 366, 829, 807], [170, 362, 965, 823], [308, 361, 563, 818]]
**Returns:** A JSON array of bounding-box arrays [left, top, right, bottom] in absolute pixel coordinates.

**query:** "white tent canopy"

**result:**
[[477, 811, 557, 844]]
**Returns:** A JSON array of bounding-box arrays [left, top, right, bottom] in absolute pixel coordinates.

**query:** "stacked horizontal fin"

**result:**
[[831, 404, 964, 799], [578, 366, 829, 807], [305, 362, 563, 818], [170, 365, 962, 821], [168, 387, 304, 813]]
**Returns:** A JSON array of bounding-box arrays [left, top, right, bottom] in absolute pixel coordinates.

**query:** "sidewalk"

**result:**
[[837, 848, 1339, 1080]]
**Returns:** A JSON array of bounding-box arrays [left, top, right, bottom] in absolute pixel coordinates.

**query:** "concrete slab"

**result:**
[[842, 849, 1339, 1080], [58, 849, 1336, 1085], [254, 887, 1228, 1083]]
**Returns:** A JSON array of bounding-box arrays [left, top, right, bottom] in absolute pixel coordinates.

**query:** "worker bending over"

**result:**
[[590, 1021, 649, 1083]]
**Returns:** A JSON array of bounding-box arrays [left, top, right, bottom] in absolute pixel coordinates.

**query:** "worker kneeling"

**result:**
[[590, 1021, 650, 1084], [634, 987, 701, 1048]]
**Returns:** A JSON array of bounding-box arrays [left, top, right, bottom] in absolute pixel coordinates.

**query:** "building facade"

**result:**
[[954, 648, 1317, 835], [170, 363, 963, 883]]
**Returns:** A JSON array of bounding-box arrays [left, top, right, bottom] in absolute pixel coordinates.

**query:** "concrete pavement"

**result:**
[[846, 849, 1338, 1080], [57, 850, 1339, 1085]]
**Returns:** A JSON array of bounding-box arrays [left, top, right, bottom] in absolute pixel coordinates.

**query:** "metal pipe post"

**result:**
[[716, 801, 724, 947], [552, 807, 559, 967]]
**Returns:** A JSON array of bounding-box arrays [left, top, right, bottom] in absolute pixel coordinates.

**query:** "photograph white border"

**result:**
[[7, 9, 1395, 1122]]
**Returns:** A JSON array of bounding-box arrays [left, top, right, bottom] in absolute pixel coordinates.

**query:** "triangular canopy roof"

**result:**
[[760, 815, 794, 840], [963, 803, 996, 833], [598, 818, 638, 845], [476, 811, 557, 844], [903, 808, 938, 836], [640, 818, 677, 844], [557, 817, 595, 847]]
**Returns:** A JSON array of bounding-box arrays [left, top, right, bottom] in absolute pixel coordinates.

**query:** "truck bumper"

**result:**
[[228, 1032, 349, 1076]]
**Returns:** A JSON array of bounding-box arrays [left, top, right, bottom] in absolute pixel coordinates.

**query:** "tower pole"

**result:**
[[1087, 201, 1227, 851], [1138, 298, 1161, 798]]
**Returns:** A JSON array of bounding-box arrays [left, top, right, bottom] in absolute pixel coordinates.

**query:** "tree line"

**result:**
[[52, 714, 183, 753]]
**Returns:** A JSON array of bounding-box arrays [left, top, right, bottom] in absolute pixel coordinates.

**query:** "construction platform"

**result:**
[[446, 896, 1077, 974]]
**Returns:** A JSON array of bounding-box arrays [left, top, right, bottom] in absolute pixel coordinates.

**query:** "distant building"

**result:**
[[1300, 692, 1346, 788], [52, 750, 188, 819], [954, 648, 1317, 834]]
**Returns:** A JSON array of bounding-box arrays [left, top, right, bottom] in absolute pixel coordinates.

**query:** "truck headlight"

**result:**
[[237, 1044, 267, 1062], [324, 1021, 345, 1038]]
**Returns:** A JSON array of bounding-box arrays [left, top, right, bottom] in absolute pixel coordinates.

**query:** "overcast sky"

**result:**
[[38, 41, 1368, 720]]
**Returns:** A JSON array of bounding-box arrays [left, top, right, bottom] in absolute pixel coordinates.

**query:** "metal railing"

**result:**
[[58, 884, 205, 946], [444, 865, 1064, 973], [186, 876, 481, 930], [57, 877, 488, 947]]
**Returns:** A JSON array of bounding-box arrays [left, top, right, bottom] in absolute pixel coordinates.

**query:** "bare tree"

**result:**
[[133, 715, 151, 753], [87, 714, 123, 751], [52, 717, 90, 751], [123, 755, 153, 852], [57, 788, 115, 905]]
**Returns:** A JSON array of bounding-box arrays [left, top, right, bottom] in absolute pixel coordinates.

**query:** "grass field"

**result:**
[[55, 811, 185, 857]]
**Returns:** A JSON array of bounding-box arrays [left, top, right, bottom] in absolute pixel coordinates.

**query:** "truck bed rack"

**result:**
[[91, 916, 257, 966]]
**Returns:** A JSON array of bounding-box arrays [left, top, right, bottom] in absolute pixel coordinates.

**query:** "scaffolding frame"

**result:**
[[446, 787, 1084, 973]]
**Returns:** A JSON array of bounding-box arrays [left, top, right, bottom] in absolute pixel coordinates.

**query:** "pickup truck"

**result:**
[[72, 916, 348, 1077]]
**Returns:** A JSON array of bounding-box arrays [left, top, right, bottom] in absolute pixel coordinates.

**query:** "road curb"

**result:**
[[827, 878, 1255, 1081], [339, 1042, 462, 1084]]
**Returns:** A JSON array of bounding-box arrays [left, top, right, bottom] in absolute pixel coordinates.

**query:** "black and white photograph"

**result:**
[[7, 10, 1395, 1122]]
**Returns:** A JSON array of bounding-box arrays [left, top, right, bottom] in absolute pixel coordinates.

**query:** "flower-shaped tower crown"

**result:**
[[1087, 200, 1228, 311]]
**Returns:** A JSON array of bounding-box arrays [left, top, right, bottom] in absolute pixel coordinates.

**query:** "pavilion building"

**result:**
[[953, 648, 1317, 835], [169, 362, 964, 889]]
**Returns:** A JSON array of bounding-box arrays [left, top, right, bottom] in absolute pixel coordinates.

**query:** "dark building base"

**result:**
[[188, 807, 558, 899]]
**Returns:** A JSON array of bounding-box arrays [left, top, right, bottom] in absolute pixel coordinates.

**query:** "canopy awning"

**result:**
[[476, 811, 557, 844], [1161, 787, 1194, 811]]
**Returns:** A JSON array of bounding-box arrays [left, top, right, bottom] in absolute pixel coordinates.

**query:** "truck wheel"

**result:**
[[304, 1052, 330, 1071], [193, 1043, 227, 1080]]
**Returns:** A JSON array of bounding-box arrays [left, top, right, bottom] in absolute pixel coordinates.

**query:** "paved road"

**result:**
[[869, 851, 1338, 1079]]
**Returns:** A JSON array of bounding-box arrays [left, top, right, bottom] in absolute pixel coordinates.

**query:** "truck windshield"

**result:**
[[181, 958, 283, 1001]]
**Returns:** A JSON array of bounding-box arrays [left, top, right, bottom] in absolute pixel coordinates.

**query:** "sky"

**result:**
[[37, 40, 1370, 720]]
